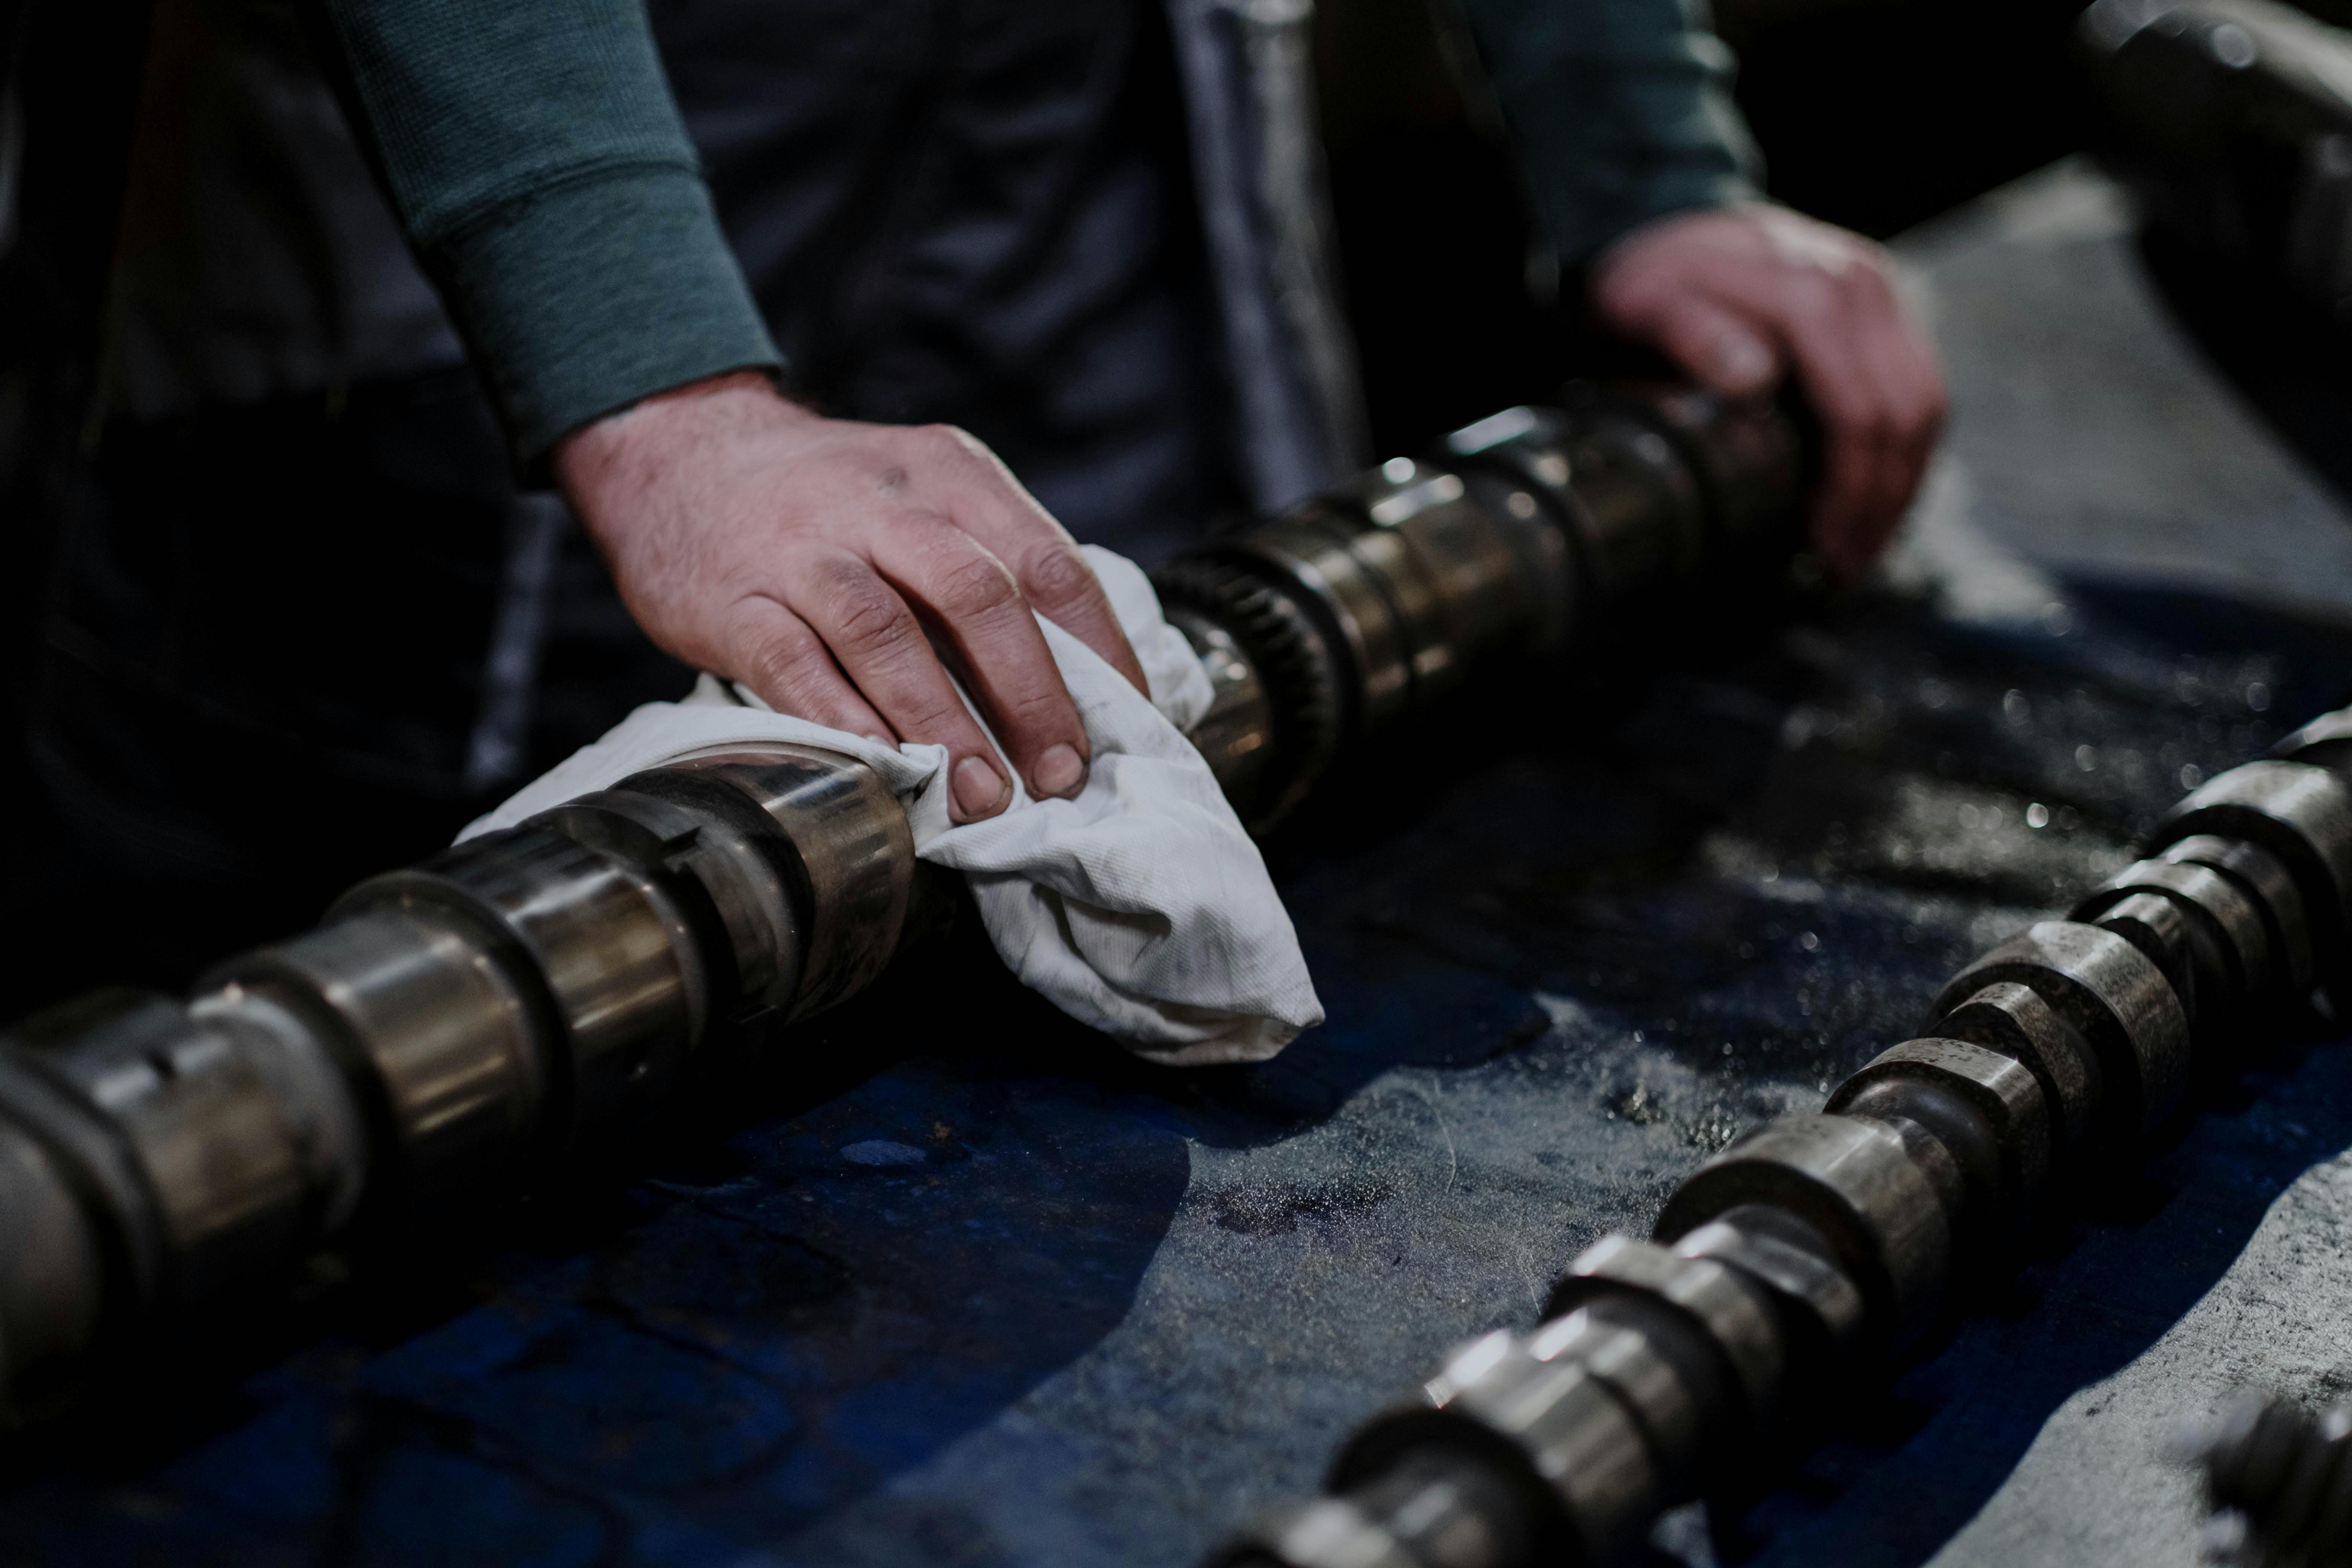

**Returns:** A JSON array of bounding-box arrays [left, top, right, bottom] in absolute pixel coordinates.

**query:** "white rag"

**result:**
[[459, 547, 1322, 1065]]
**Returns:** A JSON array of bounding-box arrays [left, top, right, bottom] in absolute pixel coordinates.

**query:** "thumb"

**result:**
[[1640, 297, 1782, 397]]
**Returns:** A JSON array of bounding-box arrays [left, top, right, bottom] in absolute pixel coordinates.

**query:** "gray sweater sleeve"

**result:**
[[1453, 0, 1765, 267], [317, 0, 781, 466]]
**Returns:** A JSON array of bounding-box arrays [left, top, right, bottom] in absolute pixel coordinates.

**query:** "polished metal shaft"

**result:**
[[0, 381, 1806, 1421], [1210, 707, 2352, 1565]]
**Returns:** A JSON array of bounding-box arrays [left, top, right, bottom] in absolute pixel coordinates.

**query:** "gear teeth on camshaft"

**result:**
[[1152, 555, 1346, 831]]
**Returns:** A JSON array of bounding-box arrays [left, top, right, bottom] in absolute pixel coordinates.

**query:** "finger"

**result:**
[[783, 550, 1016, 822], [867, 510, 1092, 801], [724, 594, 894, 743], [910, 426, 1150, 695], [1841, 276, 1949, 570], [1626, 292, 1784, 399], [1825, 273, 1938, 575], [1735, 269, 1901, 584]]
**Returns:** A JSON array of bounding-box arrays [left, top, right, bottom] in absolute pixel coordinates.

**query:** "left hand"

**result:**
[[1588, 203, 1947, 583]]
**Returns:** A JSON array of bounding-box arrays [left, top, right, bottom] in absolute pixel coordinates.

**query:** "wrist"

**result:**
[[553, 369, 809, 501]]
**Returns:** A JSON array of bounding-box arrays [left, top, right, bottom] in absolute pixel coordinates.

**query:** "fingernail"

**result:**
[[952, 755, 1009, 819], [1033, 743, 1086, 798]]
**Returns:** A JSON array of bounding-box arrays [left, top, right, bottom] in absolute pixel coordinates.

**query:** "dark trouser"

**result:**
[[3, 369, 686, 1017]]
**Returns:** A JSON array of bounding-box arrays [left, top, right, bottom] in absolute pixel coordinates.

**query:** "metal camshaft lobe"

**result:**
[[0, 381, 1807, 1422], [1209, 700, 2352, 1565]]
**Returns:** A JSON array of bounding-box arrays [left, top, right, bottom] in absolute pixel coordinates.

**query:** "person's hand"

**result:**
[[553, 371, 1147, 822], [1588, 203, 1947, 583]]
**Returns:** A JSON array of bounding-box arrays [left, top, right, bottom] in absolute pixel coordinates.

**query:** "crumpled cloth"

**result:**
[[460, 547, 1322, 1064]]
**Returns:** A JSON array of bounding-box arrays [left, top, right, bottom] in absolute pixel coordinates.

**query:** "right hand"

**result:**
[[1589, 204, 1947, 585], [553, 371, 1147, 822]]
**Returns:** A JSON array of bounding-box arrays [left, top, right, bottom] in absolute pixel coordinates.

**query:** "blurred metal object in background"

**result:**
[[2181, 1390, 2352, 1566], [2084, 0, 2352, 320], [0, 379, 1808, 1424]]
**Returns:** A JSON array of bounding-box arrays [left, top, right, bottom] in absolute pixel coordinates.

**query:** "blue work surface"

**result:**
[[8, 164, 2352, 1568]]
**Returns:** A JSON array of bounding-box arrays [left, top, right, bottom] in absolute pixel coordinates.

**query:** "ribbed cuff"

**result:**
[[433, 162, 782, 470]]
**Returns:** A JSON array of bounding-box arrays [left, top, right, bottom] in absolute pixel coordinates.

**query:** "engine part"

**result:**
[[1156, 384, 1805, 828], [2184, 1390, 2352, 1568], [0, 381, 1807, 1421], [1213, 694, 2352, 1568], [2082, 0, 2352, 321]]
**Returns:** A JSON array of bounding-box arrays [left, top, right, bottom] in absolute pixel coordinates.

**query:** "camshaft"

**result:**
[[2082, 0, 2352, 319], [2184, 1389, 2352, 1565], [0, 381, 1806, 1421], [1208, 709, 2352, 1566]]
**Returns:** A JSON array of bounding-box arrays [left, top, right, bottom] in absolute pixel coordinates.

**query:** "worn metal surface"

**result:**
[[6, 160, 2352, 1568]]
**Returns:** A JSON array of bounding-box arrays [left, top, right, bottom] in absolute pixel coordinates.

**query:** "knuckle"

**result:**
[[1021, 542, 1095, 608], [1794, 273, 1845, 318], [882, 679, 969, 738], [998, 680, 1077, 737], [740, 626, 821, 705], [815, 560, 916, 658], [910, 423, 977, 467], [933, 550, 1022, 622]]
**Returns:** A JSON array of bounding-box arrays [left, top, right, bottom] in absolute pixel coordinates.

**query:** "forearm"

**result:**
[[315, 0, 780, 466], [1454, 0, 1764, 265]]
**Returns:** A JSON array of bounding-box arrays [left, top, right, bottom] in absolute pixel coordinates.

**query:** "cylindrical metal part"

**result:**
[[1617, 383, 1808, 562], [1825, 1038, 2051, 1262], [1928, 921, 2192, 1148], [1927, 981, 2099, 1163], [1336, 1328, 1662, 1567], [214, 908, 545, 1207], [1667, 1204, 1865, 1410], [2190, 1392, 2352, 1568], [1222, 511, 1421, 735], [20, 1001, 325, 1308], [1557, 413, 1702, 609], [1216, 1444, 1543, 1568], [1438, 405, 1586, 653], [2075, 857, 2271, 1021], [2084, 0, 2352, 320], [2087, 890, 2207, 1036], [337, 826, 700, 1153], [1153, 559, 1346, 830], [2150, 760, 2352, 997], [0, 1117, 107, 1424], [2161, 832, 2315, 999], [1168, 611, 1278, 809], [0, 1002, 179, 1314], [665, 749, 913, 1020], [2277, 706, 2352, 780], [1329, 456, 1530, 691], [1652, 1114, 1952, 1352], [1545, 1235, 1785, 1461], [537, 773, 805, 1019], [1525, 1305, 1712, 1498]]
